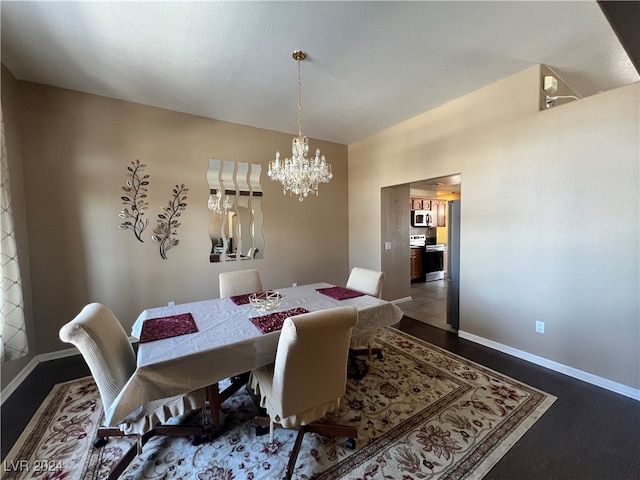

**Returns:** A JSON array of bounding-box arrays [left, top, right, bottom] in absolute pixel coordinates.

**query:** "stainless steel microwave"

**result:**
[[411, 209, 433, 227]]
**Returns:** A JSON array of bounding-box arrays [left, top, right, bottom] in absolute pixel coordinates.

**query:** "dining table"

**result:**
[[106, 282, 403, 430]]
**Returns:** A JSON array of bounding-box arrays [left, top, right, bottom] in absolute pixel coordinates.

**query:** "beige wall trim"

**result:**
[[459, 330, 640, 402]]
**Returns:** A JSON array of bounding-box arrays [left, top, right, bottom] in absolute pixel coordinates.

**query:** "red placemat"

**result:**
[[250, 308, 309, 334], [139, 313, 198, 343], [230, 293, 256, 305], [316, 286, 365, 300]]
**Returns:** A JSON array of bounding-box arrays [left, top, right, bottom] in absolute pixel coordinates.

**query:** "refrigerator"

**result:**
[[446, 200, 460, 330]]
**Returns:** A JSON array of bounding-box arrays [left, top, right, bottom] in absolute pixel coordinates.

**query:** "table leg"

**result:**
[[206, 383, 221, 430], [206, 373, 251, 431]]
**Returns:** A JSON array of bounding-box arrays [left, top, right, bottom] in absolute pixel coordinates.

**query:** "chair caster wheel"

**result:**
[[190, 435, 203, 446], [345, 438, 356, 450], [93, 437, 108, 448], [376, 352, 384, 360], [255, 425, 269, 436]]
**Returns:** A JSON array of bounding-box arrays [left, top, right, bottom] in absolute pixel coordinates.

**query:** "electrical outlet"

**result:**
[[385, 242, 392, 250], [535, 321, 545, 334], [168, 301, 175, 307], [292, 282, 297, 287]]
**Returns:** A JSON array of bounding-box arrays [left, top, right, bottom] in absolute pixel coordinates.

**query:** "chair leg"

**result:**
[[349, 344, 383, 372], [284, 423, 358, 480], [105, 431, 155, 479], [97, 422, 206, 479], [350, 346, 383, 359], [253, 418, 358, 479], [286, 428, 307, 480], [252, 415, 271, 437], [253, 416, 276, 443], [304, 423, 358, 439], [97, 426, 126, 438], [349, 351, 365, 380], [106, 442, 137, 480]]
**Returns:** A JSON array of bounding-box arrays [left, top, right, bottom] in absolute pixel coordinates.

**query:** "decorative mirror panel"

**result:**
[[207, 159, 264, 262]]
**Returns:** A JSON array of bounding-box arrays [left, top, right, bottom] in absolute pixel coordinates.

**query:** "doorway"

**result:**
[[382, 174, 460, 332]]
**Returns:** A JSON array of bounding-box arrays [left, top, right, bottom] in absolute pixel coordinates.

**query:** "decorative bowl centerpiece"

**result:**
[[249, 290, 283, 313]]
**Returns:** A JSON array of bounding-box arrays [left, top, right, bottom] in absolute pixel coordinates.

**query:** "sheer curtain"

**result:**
[[1, 105, 28, 361]]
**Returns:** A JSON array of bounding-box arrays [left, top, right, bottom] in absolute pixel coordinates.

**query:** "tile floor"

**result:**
[[398, 278, 457, 332]]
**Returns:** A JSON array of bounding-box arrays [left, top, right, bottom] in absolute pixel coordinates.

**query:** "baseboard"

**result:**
[[1, 336, 138, 405], [0, 347, 78, 405], [1, 356, 39, 405], [458, 330, 640, 401], [9, 330, 637, 403]]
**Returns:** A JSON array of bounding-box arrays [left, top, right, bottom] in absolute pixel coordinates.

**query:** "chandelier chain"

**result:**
[[297, 57, 303, 138]]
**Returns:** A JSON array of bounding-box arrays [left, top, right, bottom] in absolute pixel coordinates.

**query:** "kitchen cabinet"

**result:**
[[410, 248, 423, 281], [434, 200, 447, 227], [411, 197, 446, 227], [411, 198, 431, 210]]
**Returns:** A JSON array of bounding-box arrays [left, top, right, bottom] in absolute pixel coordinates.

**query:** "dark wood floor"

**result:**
[[2, 317, 639, 478]]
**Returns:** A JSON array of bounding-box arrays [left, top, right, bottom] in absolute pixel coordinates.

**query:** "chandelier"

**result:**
[[268, 50, 332, 201]]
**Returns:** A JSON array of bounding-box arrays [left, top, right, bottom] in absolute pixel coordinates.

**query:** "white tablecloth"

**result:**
[[106, 283, 402, 426]]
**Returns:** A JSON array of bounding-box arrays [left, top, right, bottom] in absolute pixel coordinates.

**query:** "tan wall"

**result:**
[[349, 65, 640, 390], [380, 183, 411, 301], [4, 80, 348, 370], [1, 67, 37, 389]]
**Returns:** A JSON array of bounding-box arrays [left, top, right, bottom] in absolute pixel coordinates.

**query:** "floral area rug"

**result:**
[[2, 327, 556, 479]]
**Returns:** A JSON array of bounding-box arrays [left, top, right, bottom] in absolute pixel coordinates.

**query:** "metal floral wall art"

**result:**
[[152, 184, 189, 259], [118, 159, 149, 242], [117, 160, 189, 260]]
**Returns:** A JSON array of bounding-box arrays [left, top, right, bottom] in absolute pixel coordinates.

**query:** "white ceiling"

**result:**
[[1, 1, 637, 145]]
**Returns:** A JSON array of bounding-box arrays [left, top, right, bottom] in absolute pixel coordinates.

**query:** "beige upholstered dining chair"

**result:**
[[250, 306, 358, 480], [346, 267, 386, 366], [59, 303, 207, 480], [346, 267, 386, 299], [216, 268, 265, 426], [219, 268, 263, 297]]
